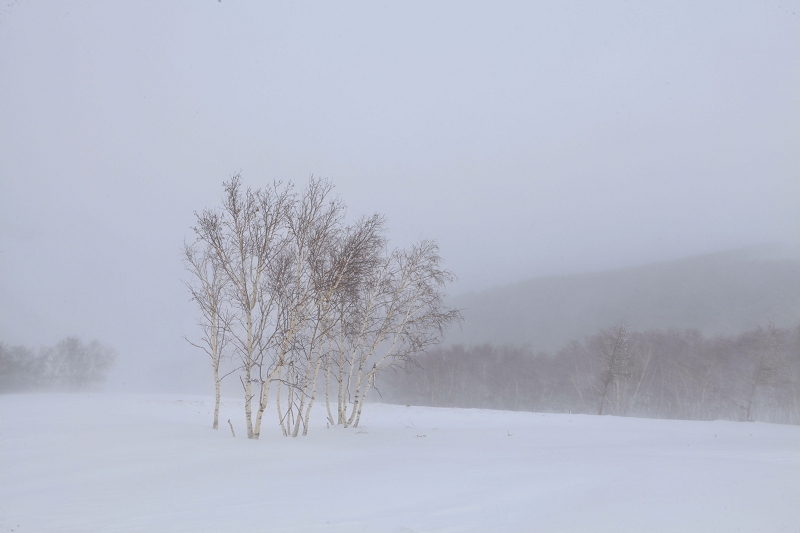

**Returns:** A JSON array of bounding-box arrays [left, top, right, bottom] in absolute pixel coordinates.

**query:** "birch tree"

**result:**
[[184, 242, 231, 430], [265, 182, 387, 437], [261, 179, 341, 437], [331, 240, 461, 428], [193, 174, 290, 438], [295, 214, 387, 435]]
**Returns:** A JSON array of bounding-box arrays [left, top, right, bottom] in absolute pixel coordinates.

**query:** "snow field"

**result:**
[[1, 394, 799, 532]]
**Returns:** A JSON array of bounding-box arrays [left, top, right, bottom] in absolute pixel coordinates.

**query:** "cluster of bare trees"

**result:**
[[184, 175, 460, 438], [386, 322, 800, 425], [0, 337, 116, 393]]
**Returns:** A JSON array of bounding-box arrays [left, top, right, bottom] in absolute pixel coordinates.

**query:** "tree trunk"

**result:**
[[337, 349, 346, 424], [302, 350, 325, 435], [598, 378, 609, 415], [325, 355, 335, 425], [253, 378, 270, 439], [345, 361, 367, 428], [244, 365, 254, 438], [353, 370, 376, 428], [291, 369, 310, 437], [213, 363, 220, 430], [745, 381, 758, 422], [244, 311, 255, 439], [276, 376, 288, 436]]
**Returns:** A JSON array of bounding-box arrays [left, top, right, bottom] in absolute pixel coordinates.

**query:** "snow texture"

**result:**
[[1, 394, 799, 532]]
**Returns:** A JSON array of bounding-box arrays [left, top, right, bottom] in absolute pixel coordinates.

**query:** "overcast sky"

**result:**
[[1, 1, 798, 389]]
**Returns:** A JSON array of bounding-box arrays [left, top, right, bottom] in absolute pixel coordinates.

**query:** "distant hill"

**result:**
[[446, 248, 800, 352]]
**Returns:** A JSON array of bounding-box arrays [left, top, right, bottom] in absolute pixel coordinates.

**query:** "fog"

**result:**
[[1, 1, 799, 391]]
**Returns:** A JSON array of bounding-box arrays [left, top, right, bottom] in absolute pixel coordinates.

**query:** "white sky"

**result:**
[[1, 1, 798, 388]]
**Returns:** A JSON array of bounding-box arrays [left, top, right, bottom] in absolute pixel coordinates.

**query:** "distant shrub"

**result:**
[[0, 337, 115, 393]]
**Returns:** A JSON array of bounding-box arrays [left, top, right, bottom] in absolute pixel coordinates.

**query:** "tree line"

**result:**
[[184, 175, 460, 437], [383, 322, 800, 425], [0, 337, 116, 393]]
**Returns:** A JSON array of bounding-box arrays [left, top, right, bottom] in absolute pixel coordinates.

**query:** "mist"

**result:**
[[3, 4, 800, 532], [1, 1, 799, 393]]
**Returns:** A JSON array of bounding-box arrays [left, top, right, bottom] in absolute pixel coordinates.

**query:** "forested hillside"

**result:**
[[446, 249, 800, 351], [383, 249, 800, 424]]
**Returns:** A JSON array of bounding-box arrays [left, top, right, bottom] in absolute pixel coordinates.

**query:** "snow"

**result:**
[[1, 394, 799, 532]]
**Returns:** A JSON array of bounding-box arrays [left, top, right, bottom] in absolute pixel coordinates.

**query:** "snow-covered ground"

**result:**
[[1, 394, 799, 532]]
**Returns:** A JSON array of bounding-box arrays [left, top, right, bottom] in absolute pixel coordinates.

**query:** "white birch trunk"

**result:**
[[324, 353, 334, 425], [244, 310, 255, 439], [213, 364, 220, 430], [337, 348, 346, 424], [276, 375, 288, 436], [345, 359, 369, 427], [291, 371, 309, 437], [244, 366, 254, 438], [253, 379, 270, 439], [353, 370, 376, 428], [302, 350, 325, 435]]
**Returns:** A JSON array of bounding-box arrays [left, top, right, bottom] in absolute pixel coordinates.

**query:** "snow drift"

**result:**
[[1, 393, 798, 532]]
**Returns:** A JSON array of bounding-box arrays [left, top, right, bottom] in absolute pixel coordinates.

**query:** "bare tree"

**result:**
[[297, 213, 387, 435], [331, 240, 461, 428], [184, 242, 231, 430], [595, 322, 633, 416], [193, 174, 290, 438], [49, 337, 116, 391], [264, 178, 345, 437]]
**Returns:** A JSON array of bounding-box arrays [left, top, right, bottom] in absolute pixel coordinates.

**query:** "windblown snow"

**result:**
[[1, 394, 798, 532]]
